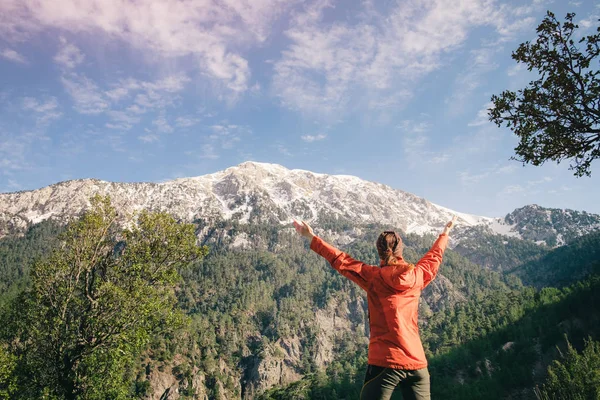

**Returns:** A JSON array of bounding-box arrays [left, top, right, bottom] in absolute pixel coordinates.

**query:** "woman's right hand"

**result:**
[[293, 220, 315, 240], [443, 215, 458, 235]]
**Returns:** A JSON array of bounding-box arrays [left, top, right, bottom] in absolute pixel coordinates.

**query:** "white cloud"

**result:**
[[175, 117, 200, 128], [502, 184, 524, 195], [1, 48, 27, 64], [527, 176, 553, 186], [399, 119, 449, 168], [499, 175, 552, 196], [431, 154, 450, 164], [61, 73, 110, 114], [0, 130, 48, 174], [496, 164, 517, 174], [461, 161, 520, 187], [153, 116, 174, 133], [0, 0, 301, 95], [60, 72, 191, 135], [460, 171, 491, 185], [399, 120, 431, 133], [275, 144, 293, 156], [199, 143, 219, 159], [106, 122, 133, 130], [507, 63, 525, 77], [579, 15, 599, 30], [494, 16, 535, 39], [209, 124, 249, 149], [54, 37, 85, 69], [22, 96, 62, 124], [107, 110, 140, 125], [468, 102, 494, 127], [447, 48, 499, 115], [272, 0, 517, 117], [301, 134, 327, 142], [138, 134, 159, 143]]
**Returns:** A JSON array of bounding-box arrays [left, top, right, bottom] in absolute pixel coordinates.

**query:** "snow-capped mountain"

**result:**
[[0, 162, 598, 243]]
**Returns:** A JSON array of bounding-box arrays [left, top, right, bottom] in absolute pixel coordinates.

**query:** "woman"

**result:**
[[293, 216, 457, 400]]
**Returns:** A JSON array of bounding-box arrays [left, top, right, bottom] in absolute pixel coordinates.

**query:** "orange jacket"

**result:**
[[310, 233, 448, 370]]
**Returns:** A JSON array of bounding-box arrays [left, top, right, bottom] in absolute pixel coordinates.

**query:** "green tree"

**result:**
[[0, 345, 17, 399], [3, 195, 207, 399], [537, 337, 600, 399], [489, 11, 600, 177]]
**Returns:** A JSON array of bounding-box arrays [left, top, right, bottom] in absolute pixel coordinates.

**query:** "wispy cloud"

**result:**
[[399, 119, 448, 168], [22, 96, 62, 124], [199, 143, 219, 159], [1, 48, 27, 64], [61, 73, 110, 114], [496, 164, 517, 174], [60, 72, 190, 133], [501, 184, 524, 195], [468, 101, 494, 127], [460, 170, 491, 185], [138, 134, 159, 143], [272, 0, 525, 117], [499, 176, 553, 196], [275, 144, 293, 156], [0, 130, 48, 175], [0, 0, 301, 95], [176, 116, 200, 128], [54, 37, 85, 69], [461, 162, 520, 186], [301, 133, 327, 142], [579, 14, 599, 30], [209, 124, 249, 149], [447, 48, 499, 115], [153, 116, 174, 133]]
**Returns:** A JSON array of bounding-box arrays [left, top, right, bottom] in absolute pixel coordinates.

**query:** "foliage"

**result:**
[[489, 11, 600, 177], [510, 231, 600, 288], [266, 275, 600, 400], [1, 213, 600, 399], [454, 227, 549, 272], [536, 337, 600, 400], [0, 195, 207, 399], [0, 345, 17, 399], [537, 337, 600, 399], [0, 219, 64, 306]]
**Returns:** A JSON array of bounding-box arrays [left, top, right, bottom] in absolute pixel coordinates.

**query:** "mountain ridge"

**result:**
[[1, 162, 599, 245]]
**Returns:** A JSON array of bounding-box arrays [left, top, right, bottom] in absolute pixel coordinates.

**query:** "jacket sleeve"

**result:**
[[310, 236, 377, 292], [416, 233, 448, 289]]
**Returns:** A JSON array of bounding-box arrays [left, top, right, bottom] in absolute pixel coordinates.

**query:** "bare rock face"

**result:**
[[242, 337, 303, 399], [314, 295, 368, 369], [422, 275, 467, 312], [148, 368, 178, 400]]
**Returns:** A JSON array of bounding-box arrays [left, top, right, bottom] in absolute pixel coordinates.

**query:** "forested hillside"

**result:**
[[1, 215, 599, 399]]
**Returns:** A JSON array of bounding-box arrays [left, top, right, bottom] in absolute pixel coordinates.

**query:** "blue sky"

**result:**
[[0, 0, 599, 218]]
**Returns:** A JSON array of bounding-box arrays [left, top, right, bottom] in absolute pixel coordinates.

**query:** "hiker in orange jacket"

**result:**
[[293, 216, 457, 400]]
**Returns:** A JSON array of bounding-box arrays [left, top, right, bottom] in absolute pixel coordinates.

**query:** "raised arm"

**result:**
[[417, 216, 457, 288], [293, 220, 377, 291]]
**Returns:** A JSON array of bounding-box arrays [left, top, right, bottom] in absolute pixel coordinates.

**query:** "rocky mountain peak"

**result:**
[[1, 162, 598, 245]]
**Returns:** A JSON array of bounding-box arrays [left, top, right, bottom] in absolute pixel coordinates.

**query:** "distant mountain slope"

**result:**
[[509, 231, 600, 288], [504, 204, 600, 246], [1, 162, 598, 245]]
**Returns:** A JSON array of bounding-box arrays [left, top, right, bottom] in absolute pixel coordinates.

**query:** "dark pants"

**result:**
[[360, 365, 431, 400]]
